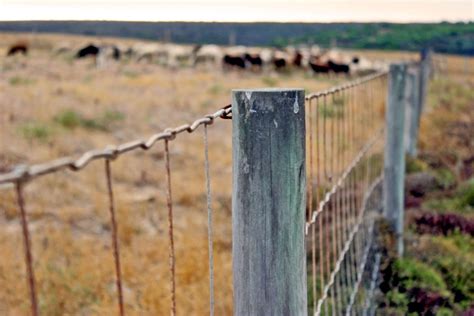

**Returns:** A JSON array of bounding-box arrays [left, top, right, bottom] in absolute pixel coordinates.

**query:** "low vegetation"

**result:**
[[378, 74, 474, 315], [54, 109, 125, 131]]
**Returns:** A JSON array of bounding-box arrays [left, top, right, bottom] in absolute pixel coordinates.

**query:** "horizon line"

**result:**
[[1, 19, 472, 24]]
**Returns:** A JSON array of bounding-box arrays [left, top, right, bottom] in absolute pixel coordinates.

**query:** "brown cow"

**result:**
[[7, 41, 28, 56]]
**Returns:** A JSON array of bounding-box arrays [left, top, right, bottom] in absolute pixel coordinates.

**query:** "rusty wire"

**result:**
[[105, 159, 125, 316], [1, 71, 392, 315], [15, 181, 39, 316], [164, 140, 176, 316], [0, 106, 232, 185], [1, 103, 231, 316]]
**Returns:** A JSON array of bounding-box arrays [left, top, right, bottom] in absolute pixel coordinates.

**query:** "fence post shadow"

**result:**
[[231, 88, 308, 315]]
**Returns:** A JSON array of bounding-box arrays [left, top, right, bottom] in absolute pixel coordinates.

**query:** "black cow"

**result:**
[[328, 60, 350, 74], [244, 53, 263, 70], [223, 55, 246, 69], [273, 58, 286, 70], [76, 44, 100, 58], [309, 61, 330, 74], [292, 51, 304, 68], [7, 42, 28, 56], [111, 46, 121, 60]]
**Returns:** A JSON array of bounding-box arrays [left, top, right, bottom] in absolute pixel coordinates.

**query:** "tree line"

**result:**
[[0, 21, 472, 55]]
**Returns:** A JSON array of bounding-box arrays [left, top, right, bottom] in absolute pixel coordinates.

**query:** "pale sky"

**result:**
[[0, 0, 472, 22]]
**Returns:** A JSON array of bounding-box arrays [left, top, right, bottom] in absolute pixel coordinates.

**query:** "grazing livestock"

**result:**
[[273, 58, 287, 70], [259, 48, 273, 65], [166, 44, 194, 68], [193, 44, 223, 67], [292, 51, 304, 68], [7, 42, 28, 56], [223, 55, 246, 69], [244, 53, 263, 70], [328, 60, 350, 74], [309, 61, 330, 74], [106, 46, 121, 60], [110, 46, 121, 60], [76, 44, 100, 58]]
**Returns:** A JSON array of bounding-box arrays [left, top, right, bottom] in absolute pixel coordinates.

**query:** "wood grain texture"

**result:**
[[232, 88, 307, 315], [383, 63, 408, 256]]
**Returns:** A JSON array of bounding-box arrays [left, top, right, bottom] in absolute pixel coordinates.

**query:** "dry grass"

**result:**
[[0, 32, 342, 315], [0, 32, 472, 315]]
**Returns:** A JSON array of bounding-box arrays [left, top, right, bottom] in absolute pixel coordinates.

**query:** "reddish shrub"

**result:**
[[414, 212, 474, 236]]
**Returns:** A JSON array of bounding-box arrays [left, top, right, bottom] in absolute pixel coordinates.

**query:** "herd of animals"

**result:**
[[6, 40, 387, 75]]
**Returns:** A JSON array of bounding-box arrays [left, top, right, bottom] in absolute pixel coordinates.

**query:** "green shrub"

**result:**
[[394, 258, 448, 295], [54, 110, 82, 129], [406, 157, 429, 174], [428, 235, 474, 309], [9, 76, 35, 86], [434, 168, 456, 189], [19, 123, 53, 142], [457, 179, 474, 209], [54, 109, 124, 131], [261, 76, 278, 87]]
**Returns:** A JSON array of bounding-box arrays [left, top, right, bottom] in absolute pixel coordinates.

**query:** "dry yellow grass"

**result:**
[[0, 32, 471, 315], [0, 32, 343, 315]]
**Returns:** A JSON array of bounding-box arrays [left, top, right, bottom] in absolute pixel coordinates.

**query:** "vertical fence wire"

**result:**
[[308, 97, 317, 313], [203, 124, 215, 316], [104, 159, 125, 316], [0, 106, 234, 315], [15, 180, 39, 316], [306, 73, 388, 315], [164, 139, 177, 316]]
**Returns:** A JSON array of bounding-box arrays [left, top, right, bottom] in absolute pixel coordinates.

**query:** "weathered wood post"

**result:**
[[384, 64, 408, 256], [405, 66, 421, 157], [232, 88, 307, 315], [419, 48, 432, 113]]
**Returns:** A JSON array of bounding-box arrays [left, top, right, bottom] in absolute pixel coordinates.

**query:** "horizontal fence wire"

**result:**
[[305, 71, 388, 315], [0, 104, 231, 316], [1, 70, 391, 315], [0, 105, 232, 186]]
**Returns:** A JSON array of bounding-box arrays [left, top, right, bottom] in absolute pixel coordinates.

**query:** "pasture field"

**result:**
[[0, 32, 345, 315], [0, 32, 472, 315]]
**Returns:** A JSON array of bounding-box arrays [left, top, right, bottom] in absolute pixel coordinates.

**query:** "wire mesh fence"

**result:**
[[0, 106, 231, 316], [432, 53, 474, 82], [1, 68, 409, 315], [305, 72, 388, 315]]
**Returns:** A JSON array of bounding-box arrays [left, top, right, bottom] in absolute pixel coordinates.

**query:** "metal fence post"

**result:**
[[384, 64, 408, 257], [405, 65, 421, 157], [232, 88, 307, 315]]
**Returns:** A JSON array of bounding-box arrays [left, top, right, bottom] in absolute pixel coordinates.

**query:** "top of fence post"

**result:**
[[384, 63, 408, 257], [232, 88, 307, 315]]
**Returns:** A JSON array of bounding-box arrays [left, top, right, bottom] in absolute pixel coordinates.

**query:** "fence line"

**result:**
[[0, 105, 231, 316], [0, 59, 427, 314], [305, 71, 388, 315]]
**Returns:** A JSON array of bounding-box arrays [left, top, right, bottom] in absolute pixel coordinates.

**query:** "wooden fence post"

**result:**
[[384, 63, 408, 257], [232, 88, 307, 315], [419, 48, 432, 113], [405, 66, 421, 157]]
